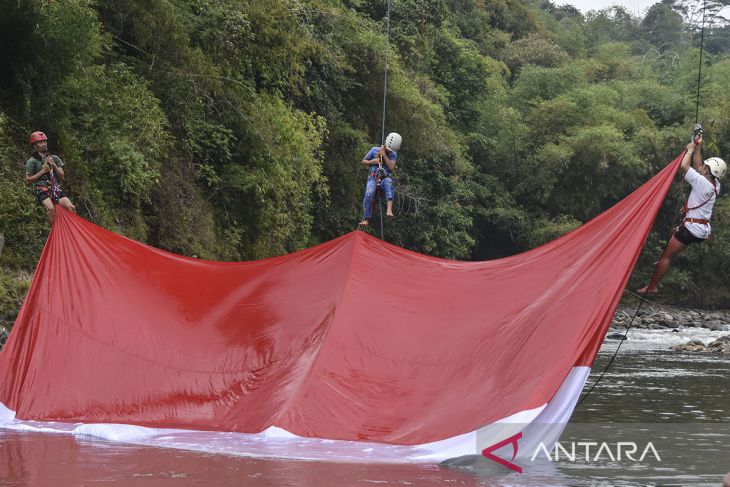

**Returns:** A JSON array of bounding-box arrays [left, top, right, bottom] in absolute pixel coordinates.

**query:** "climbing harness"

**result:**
[[48, 170, 63, 202], [682, 186, 717, 220], [36, 180, 63, 203], [372, 158, 389, 189], [685, 217, 711, 224], [34, 157, 63, 203], [680, 157, 717, 215]]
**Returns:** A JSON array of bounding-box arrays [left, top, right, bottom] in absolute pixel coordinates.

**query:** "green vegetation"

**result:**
[[1, 0, 729, 328]]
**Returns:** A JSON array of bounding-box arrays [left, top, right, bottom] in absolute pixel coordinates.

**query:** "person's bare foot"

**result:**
[[386, 212, 394, 218], [637, 286, 658, 295], [359, 220, 369, 226]]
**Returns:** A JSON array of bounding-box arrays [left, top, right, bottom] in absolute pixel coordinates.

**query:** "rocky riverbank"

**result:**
[[609, 303, 730, 355], [610, 304, 730, 332]]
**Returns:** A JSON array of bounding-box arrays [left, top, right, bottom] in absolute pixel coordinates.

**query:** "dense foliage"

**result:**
[[1, 0, 729, 328]]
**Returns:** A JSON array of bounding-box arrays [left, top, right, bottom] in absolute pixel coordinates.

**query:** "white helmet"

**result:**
[[704, 157, 726, 178], [385, 132, 402, 152]]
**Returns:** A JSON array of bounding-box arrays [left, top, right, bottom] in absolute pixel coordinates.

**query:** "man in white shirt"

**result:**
[[638, 135, 725, 294]]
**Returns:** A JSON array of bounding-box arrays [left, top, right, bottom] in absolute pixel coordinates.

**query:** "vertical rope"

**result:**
[[695, 0, 707, 124], [576, 294, 646, 407], [578, 149, 690, 406], [374, 0, 392, 241], [379, 194, 385, 240], [380, 0, 392, 145]]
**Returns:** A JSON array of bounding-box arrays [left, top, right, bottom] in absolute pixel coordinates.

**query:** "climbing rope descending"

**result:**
[[624, 289, 692, 314], [578, 2, 715, 405], [695, 0, 707, 124], [578, 149, 691, 406], [380, 0, 391, 147], [378, 194, 385, 240], [576, 292, 646, 407], [375, 0, 392, 241]]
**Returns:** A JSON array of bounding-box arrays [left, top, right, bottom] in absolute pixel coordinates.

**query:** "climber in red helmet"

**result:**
[[24, 131, 76, 226]]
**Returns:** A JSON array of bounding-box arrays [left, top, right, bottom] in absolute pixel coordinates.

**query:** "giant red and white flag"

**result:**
[[0, 156, 680, 461]]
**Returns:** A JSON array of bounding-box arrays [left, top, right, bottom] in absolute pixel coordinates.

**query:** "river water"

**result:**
[[1, 327, 728, 486]]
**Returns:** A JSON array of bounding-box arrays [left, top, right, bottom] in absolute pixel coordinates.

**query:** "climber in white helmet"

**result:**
[[639, 132, 725, 294], [359, 132, 402, 227]]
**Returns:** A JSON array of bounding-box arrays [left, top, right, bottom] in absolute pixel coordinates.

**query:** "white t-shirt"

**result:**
[[684, 167, 721, 238]]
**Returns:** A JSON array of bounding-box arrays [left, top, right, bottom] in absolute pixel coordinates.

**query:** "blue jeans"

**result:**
[[362, 176, 394, 220]]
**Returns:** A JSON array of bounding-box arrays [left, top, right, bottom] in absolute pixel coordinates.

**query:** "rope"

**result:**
[[578, 151, 690, 406], [576, 293, 646, 407], [623, 289, 689, 315], [578, 273, 710, 407], [380, 0, 392, 146], [372, 0, 392, 240], [695, 0, 707, 124], [378, 193, 385, 240]]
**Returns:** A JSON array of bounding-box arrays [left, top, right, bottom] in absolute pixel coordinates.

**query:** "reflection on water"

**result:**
[[0, 432, 481, 487], [1, 330, 728, 486]]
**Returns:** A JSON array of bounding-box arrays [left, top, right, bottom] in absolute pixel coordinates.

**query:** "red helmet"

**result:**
[[29, 131, 48, 145]]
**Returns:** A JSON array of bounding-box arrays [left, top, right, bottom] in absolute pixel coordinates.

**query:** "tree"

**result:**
[[641, 2, 687, 51]]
